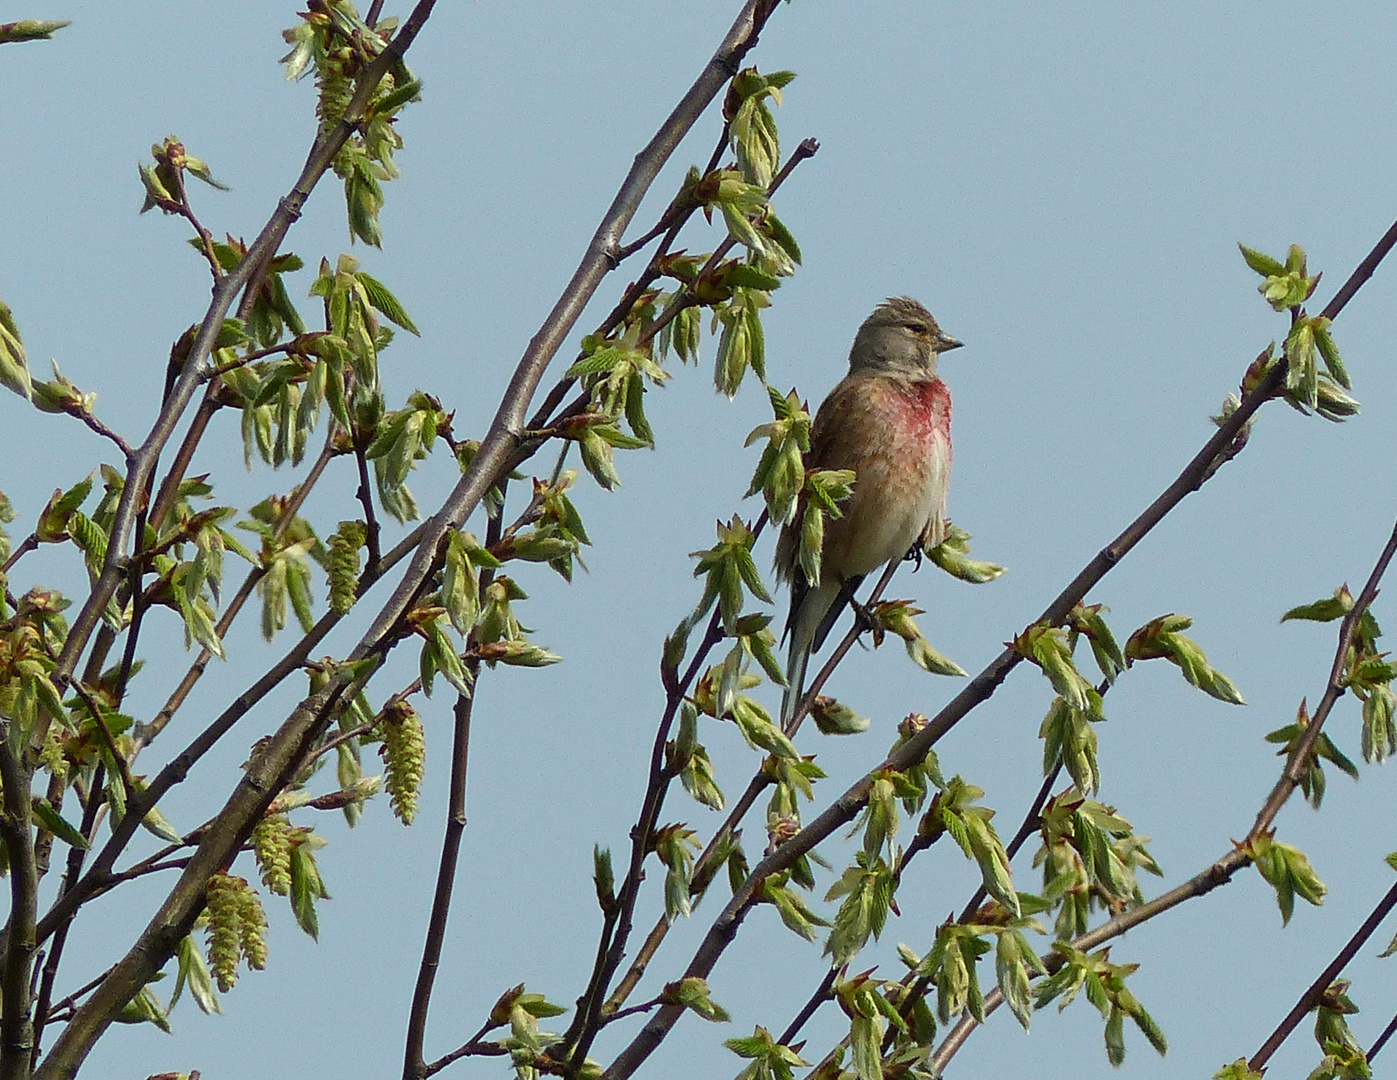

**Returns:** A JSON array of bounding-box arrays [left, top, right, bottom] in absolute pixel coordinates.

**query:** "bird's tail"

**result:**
[[779, 579, 839, 731]]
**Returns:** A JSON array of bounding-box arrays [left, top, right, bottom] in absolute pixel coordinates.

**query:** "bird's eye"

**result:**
[[906, 322, 928, 335]]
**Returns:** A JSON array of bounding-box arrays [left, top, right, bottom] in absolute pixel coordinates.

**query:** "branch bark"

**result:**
[[0, 742, 37, 1080], [403, 688, 476, 1080]]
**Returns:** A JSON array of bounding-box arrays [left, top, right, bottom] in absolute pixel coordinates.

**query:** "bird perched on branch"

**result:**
[[775, 296, 962, 727]]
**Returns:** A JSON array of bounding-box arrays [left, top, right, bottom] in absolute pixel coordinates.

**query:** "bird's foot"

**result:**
[[849, 594, 878, 634], [903, 543, 924, 571]]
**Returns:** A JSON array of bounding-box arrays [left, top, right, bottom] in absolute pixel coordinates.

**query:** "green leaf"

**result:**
[[32, 799, 88, 849], [289, 842, 329, 940], [1238, 243, 1285, 278], [0, 19, 71, 44], [356, 271, 420, 335], [170, 933, 221, 1016]]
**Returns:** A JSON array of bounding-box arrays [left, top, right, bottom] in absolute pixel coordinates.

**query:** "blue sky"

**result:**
[[5, 3, 1397, 1078]]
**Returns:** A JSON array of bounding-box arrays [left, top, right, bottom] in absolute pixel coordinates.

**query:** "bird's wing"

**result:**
[[777, 375, 871, 648]]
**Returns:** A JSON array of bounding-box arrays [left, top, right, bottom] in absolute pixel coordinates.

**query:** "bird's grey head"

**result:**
[[847, 296, 963, 378]]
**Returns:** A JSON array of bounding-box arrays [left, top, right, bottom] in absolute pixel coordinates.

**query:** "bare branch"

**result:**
[[403, 688, 477, 1080], [1249, 878, 1397, 1072]]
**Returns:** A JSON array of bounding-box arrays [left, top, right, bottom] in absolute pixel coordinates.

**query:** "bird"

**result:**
[[775, 296, 962, 729]]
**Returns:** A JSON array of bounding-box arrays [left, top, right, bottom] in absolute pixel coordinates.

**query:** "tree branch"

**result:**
[[1248, 878, 1397, 1072], [0, 742, 37, 1080], [403, 687, 477, 1080], [929, 511, 1397, 1075]]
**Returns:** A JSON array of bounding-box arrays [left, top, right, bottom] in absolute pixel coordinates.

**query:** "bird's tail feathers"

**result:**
[[811, 573, 866, 653], [779, 578, 839, 731]]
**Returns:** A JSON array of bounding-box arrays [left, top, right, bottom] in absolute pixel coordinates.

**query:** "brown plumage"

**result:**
[[776, 297, 962, 727]]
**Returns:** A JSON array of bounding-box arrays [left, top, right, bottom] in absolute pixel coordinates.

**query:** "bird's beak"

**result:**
[[936, 334, 964, 353]]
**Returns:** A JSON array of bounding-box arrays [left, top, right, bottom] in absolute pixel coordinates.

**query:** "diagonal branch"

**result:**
[[929, 510, 1397, 1074], [1248, 878, 1397, 1072]]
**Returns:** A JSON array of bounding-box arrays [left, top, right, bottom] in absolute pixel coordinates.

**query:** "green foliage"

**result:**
[[412, 607, 471, 697], [920, 777, 1018, 915], [1035, 944, 1167, 1066], [1284, 587, 1397, 764], [569, 322, 671, 448], [1214, 1060, 1265, 1080], [0, 297, 30, 401], [1015, 624, 1100, 714], [1308, 979, 1368, 1080], [0, 19, 70, 44], [1264, 700, 1359, 809], [724, 67, 796, 187], [654, 823, 702, 921], [366, 390, 447, 522], [830, 971, 908, 1080], [809, 695, 869, 736], [1240, 242, 1320, 312], [169, 933, 221, 1018], [725, 1025, 809, 1080], [683, 515, 772, 637], [759, 871, 830, 942], [1124, 613, 1246, 704], [924, 523, 1007, 586], [288, 836, 330, 941], [745, 386, 811, 527], [282, 2, 422, 246], [1247, 831, 1327, 925], [662, 975, 730, 1023], [824, 851, 895, 965], [869, 598, 966, 677], [1034, 791, 1161, 940]]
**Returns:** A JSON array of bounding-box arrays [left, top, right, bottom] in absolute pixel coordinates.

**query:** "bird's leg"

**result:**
[[847, 592, 879, 636]]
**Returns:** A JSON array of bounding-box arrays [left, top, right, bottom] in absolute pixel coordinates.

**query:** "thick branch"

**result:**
[[0, 743, 37, 1080]]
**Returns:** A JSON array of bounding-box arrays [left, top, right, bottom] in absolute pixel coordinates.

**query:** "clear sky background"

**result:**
[[4, 2, 1397, 1078]]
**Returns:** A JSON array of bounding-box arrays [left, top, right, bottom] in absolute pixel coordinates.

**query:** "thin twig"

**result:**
[[38, 967, 113, 1031], [403, 687, 478, 1080], [564, 605, 726, 1073], [600, 558, 899, 1020], [199, 340, 295, 381], [1368, 1009, 1397, 1061], [61, 677, 133, 800], [1, 534, 38, 576], [354, 438, 383, 574], [139, 440, 335, 750]]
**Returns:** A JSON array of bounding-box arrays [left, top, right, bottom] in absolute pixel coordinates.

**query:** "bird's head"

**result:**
[[847, 296, 962, 378]]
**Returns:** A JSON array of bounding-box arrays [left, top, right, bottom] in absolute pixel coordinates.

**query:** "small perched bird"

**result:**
[[775, 296, 962, 727]]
